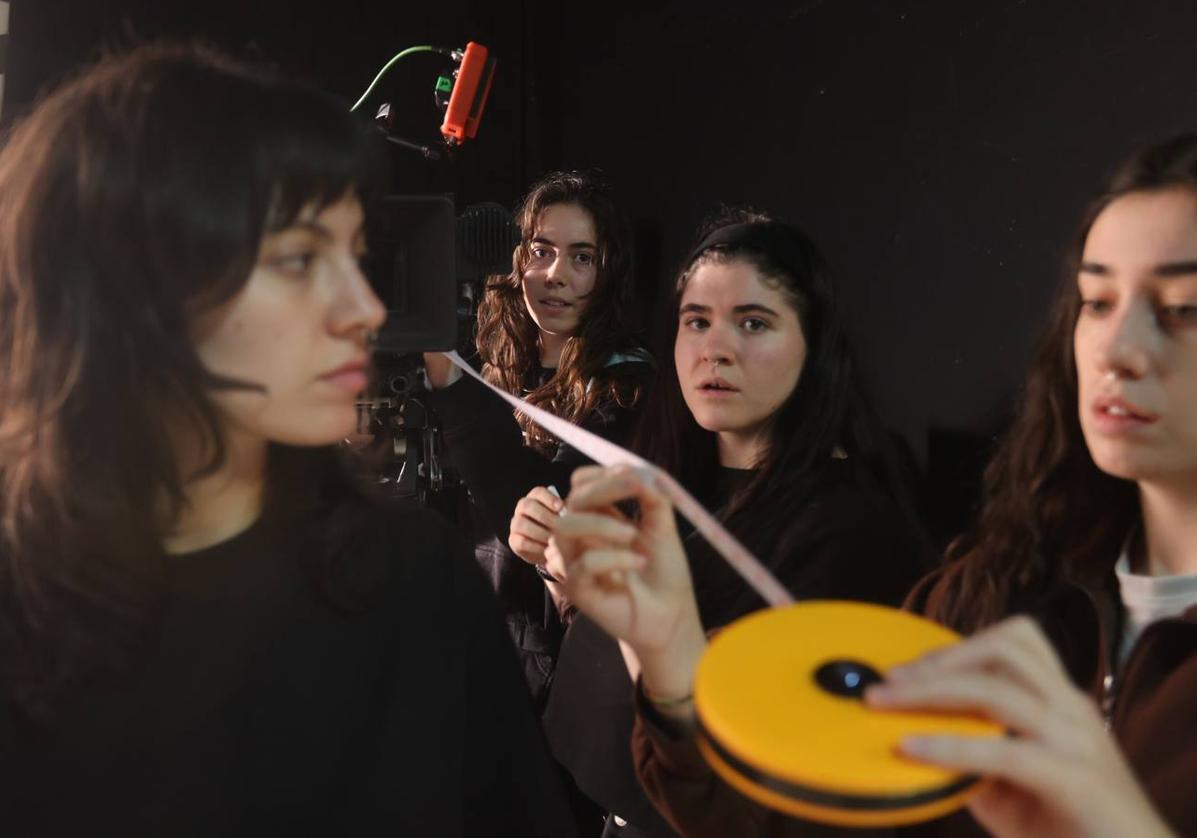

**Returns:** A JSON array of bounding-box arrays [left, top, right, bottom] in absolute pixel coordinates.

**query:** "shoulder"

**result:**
[[589, 346, 655, 401], [792, 459, 913, 542], [603, 347, 654, 369], [328, 500, 484, 611], [774, 460, 934, 605]]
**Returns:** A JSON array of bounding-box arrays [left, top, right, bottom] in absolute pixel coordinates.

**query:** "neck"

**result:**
[[163, 428, 267, 555], [539, 331, 568, 369], [716, 429, 767, 470], [1137, 480, 1197, 576]]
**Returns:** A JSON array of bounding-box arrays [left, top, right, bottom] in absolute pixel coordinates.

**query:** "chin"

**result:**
[[690, 411, 740, 435], [270, 411, 359, 447], [1088, 444, 1157, 484]]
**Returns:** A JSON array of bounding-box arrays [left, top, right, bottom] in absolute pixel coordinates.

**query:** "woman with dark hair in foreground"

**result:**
[[0, 43, 574, 837], [552, 137, 1197, 837]]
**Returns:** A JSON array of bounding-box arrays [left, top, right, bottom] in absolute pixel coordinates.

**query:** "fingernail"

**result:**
[[864, 684, 893, 705], [900, 736, 933, 757]]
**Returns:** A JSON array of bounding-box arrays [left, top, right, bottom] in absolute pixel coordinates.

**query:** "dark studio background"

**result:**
[[5, 0, 1197, 543]]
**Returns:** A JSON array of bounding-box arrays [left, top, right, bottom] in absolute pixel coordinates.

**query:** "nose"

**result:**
[[698, 323, 735, 368], [330, 257, 387, 342], [543, 255, 568, 288], [1098, 297, 1158, 381]]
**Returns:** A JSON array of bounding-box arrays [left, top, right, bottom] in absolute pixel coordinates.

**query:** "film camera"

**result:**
[[356, 196, 517, 505]]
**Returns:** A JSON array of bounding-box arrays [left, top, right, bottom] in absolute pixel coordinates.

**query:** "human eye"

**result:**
[[1078, 296, 1113, 317], [741, 317, 769, 333], [574, 251, 596, 266], [682, 316, 709, 331], [529, 245, 552, 261], [1158, 303, 1197, 329], [270, 251, 317, 278]]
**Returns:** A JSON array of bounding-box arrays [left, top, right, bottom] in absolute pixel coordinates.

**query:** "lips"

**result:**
[[1090, 395, 1159, 435], [540, 296, 573, 309], [697, 377, 739, 393], [1094, 396, 1157, 422], [319, 357, 370, 392]]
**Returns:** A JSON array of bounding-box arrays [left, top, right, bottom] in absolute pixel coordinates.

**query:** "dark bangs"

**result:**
[[252, 82, 384, 235]]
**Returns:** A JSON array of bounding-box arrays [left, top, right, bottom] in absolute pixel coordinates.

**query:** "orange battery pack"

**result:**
[[694, 601, 1003, 828], [440, 42, 495, 144]]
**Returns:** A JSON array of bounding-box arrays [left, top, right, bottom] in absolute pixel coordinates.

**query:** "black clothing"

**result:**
[[427, 357, 651, 708], [544, 459, 931, 838], [0, 504, 577, 838]]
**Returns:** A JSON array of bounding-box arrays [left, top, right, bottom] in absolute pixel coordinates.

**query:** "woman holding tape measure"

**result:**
[[422, 172, 651, 710], [552, 137, 1197, 838], [534, 211, 932, 837]]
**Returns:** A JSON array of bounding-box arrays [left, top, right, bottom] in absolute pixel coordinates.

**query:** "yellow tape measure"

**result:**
[[694, 601, 1003, 828]]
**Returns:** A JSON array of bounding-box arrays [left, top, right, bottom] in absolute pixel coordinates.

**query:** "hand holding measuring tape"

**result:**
[[438, 351, 1150, 832]]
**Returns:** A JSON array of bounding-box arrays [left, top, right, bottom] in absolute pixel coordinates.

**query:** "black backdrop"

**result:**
[[6, 0, 1197, 538]]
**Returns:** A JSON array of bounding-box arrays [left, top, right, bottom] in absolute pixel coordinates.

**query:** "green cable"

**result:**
[[350, 45, 453, 113]]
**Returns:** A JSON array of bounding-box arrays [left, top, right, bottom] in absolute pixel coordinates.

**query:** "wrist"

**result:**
[[637, 612, 707, 703]]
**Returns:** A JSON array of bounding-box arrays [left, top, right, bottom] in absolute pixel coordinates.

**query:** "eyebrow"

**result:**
[[531, 236, 597, 250], [1080, 260, 1197, 277], [679, 302, 783, 317]]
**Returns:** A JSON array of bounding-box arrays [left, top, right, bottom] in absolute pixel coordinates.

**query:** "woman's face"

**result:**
[[674, 257, 807, 445], [191, 192, 386, 449], [521, 202, 599, 340], [1074, 186, 1197, 487]]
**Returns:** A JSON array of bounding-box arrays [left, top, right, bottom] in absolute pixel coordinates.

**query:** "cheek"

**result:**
[[575, 267, 598, 296], [1072, 324, 1099, 398], [673, 334, 697, 375], [746, 337, 805, 395]]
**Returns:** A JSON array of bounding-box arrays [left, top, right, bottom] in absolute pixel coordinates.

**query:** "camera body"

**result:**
[[357, 196, 517, 504]]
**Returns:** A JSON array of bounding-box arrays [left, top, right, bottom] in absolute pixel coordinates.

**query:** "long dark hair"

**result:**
[[0, 43, 382, 717], [474, 171, 644, 454], [634, 209, 916, 621], [927, 134, 1197, 633]]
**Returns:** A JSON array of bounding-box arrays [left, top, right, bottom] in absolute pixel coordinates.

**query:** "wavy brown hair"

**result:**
[[0, 43, 381, 717], [927, 134, 1197, 633], [474, 171, 644, 453]]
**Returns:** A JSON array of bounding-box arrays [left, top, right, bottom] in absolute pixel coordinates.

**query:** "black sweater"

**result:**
[[427, 358, 651, 708], [0, 504, 577, 837]]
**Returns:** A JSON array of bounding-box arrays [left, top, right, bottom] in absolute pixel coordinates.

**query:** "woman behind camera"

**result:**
[[423, 172, 651, 708], [541, 211, 932, 837], [553, 137, 1197, 837], [0, 44, 574, 837]]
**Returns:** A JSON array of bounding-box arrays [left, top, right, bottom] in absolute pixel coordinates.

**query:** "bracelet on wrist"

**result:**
[[643, 683, 694, 709]]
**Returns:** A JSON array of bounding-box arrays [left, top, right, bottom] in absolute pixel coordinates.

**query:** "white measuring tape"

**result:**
[[443, 351, 794, 607]]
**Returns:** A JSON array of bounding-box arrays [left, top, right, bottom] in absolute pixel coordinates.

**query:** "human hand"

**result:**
[[551, 465, 706, 703], [865, 616, 1175, 838], [508, 486, 565, 570], [421, 352, 460, 389]]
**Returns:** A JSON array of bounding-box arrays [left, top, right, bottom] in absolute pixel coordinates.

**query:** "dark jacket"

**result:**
[[546, 458, 933, 838], [631, 560, 1197, 837], [0, 504, 578, 838], [427, 355, 652, 709]]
